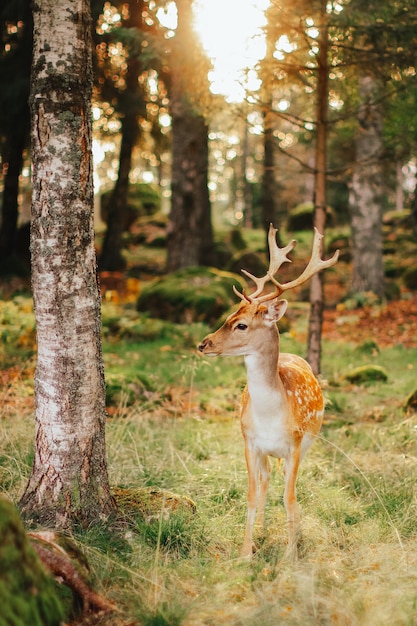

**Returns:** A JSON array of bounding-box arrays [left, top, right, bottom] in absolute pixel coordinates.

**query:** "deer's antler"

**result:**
[[234, 224, 339, 303]]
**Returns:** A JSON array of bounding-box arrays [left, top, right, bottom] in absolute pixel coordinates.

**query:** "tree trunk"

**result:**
[[98, 0, 143, 272], [166, 0, 213, 271], [349, 75, 385, 299], [0, 0, 32, 265], [261, 18, 278, 241], [167, 111, 212, 270], [0, 119, 29, 262], [262, 108, 276, 234], [241, 107, 253, 228], [20, 0, 115, 528], [98, 120, 136, 271], [395, 161, 404, 212], [307, 4, 328, 376]]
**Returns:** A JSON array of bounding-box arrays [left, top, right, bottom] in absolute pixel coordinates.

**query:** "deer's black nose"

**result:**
[[198, 337, 212, 352]]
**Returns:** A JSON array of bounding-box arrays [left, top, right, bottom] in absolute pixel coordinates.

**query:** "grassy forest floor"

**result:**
[[1, 226, 417, 625]]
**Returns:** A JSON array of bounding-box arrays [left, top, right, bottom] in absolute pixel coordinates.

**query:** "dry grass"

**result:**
[[95, 405, 417, 626]]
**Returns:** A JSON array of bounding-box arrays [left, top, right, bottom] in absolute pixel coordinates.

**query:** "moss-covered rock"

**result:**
[[354, 340, 380, 355], [100, 183, 161, 232], [0, 497, 64, 626], [403, 389, 417, 413], [382, 208, 414, 228], [287, 202, 335, 231], [137, 266, 246, 324], [403, 265, 417, 290], [344, 365, 388, 384], [113, 487, 196, 523], [106, 372, 154, 407], [227, 250, 267, 277]]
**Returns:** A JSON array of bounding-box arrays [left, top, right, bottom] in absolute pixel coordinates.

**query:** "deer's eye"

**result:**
[[236, 323, 248, 331]]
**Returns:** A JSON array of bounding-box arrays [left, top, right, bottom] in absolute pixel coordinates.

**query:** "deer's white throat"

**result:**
[[244, 349, 287, 417]]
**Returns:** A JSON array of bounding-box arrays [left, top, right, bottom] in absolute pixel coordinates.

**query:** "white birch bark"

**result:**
[[20, 0, 115, 527]]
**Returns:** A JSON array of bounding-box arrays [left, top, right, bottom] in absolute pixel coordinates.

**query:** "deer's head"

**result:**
[[198, 225, 339, 358]]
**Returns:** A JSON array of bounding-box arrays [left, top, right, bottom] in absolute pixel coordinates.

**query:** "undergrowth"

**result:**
[[1, 295, 417, 625]]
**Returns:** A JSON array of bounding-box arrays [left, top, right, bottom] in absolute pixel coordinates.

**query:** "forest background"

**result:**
[[1, 1, 417, 625]]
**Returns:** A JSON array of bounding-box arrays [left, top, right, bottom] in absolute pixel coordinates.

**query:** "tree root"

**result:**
[[29, 531, 117, 615]]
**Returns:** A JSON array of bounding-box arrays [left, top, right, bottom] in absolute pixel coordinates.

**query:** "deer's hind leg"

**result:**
[[255, 453, 271, 528], [283, 443, 302, 558]]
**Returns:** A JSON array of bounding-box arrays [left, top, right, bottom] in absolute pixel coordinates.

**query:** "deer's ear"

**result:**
[[264, 299, 288, 323]]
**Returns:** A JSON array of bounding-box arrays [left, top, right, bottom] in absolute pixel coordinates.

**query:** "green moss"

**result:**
[[101, 304, 183, 342], [113, 487, 196, 521], [137, 267, 245, 324], [403, 265, 417, 290], [106, 371, 154, 406], [58, 110, 76, 122], [287, 202, 335, 231], [100, 183, 161, 233], [344, 365, 388, 384], [0, 497, 64, 626], [355, 340, 380, 355]]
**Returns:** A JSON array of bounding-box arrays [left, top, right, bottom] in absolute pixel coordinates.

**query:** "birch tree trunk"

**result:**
[[349, 75, 385, 299], [19, 0, 115, 528]]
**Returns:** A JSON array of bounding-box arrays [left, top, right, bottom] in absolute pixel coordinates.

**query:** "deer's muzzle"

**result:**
[[198, 336, 214, 353]]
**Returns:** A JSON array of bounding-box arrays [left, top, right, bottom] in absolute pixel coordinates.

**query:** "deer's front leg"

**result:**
[[241, 443, 269, 558]]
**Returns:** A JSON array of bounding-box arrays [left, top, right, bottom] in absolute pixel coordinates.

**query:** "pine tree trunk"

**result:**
[[261, 19, 278, 241], [167, 109, 212, 270], [0, 0, 32, 265], [98, 121, 135, 271], [241, 110, 253, 227], [307, 4, 328, 376], [0, 120, 28, 261], [262, 112, 276, 228], [166, 0, 213, 271], [19, 0, 115, 528], [98, 0, 143, 272], [349, 76, 385, 299]]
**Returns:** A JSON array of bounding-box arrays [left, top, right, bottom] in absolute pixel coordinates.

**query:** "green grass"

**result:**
[[1, 295, 417, 625]]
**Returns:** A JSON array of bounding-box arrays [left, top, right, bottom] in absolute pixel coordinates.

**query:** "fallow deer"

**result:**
[[198, 225, 339, 558]]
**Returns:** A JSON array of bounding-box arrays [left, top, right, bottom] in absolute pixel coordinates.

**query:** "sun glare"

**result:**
[[193, 0, 269, 103], [157, 1, 270, 103]]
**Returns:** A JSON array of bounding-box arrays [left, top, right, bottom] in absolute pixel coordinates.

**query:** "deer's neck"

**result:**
[[243, 329, 284, 409]]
